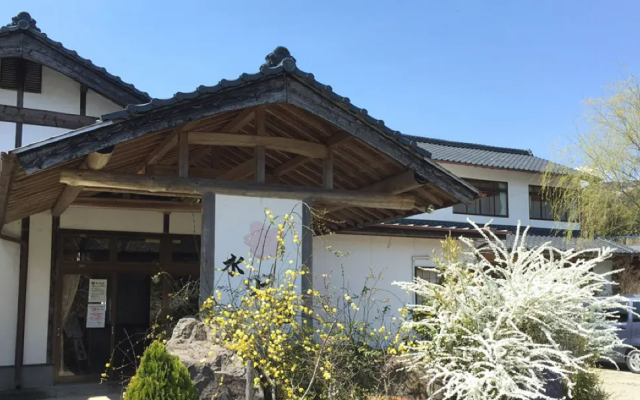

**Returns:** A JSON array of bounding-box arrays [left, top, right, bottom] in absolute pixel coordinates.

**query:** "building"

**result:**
[[0, 12, 634, 393]]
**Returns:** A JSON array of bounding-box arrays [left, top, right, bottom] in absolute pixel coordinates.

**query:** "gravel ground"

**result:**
[[597, 367, 640, 400]]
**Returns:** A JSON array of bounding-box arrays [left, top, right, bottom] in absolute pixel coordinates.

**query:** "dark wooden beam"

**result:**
[[16, 76, 287, 174], [323, 150, 334, 189], [0, 233, 24, 246], [200, 192, 215, 306], [286, 76, 477, 204], [301, 199, 313, 315], [14, 216, 29, 389], [255, 107, 266, 183], [0, 105, 98, 130], [60, 170, 417, 210], [72, 197, 201, 213], [217, 159, 256, 181], [178, 131, 189, 178], [80, 85, 88, 116], [0, 33, 149, 106]]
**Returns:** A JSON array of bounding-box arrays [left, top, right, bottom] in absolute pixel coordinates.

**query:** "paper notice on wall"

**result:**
[[88, 279, 107, 303], [86, 303, 106, 328]]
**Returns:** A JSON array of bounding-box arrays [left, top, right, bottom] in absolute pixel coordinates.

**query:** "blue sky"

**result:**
[[3, 1, 639, 161]]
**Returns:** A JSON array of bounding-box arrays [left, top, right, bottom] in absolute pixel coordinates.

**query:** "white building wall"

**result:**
[[24, 212, 53, 365], [23, 67, 80, 115], [0, 121, 16, 154], [170, 213, 202, 235], [0, 220, 22, 366], [21, 125, 68, 149], [86, 89, 122, 117], [414, 163, 578, 231], [313, 233, 442, 323]]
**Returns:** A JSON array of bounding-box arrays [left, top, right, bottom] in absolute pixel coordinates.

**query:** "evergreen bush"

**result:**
[[124, 341, 198, 400]]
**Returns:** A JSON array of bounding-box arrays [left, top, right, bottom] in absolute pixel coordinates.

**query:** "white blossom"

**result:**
[[394, 221, 633, 400]]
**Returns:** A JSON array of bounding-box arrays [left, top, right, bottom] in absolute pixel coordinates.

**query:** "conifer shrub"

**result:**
[[124, 341, 198, 400]]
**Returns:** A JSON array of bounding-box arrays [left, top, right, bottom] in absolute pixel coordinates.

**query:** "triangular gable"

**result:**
[[0, 12, 150, 106]]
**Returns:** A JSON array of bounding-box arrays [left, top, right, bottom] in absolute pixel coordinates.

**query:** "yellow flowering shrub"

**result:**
[[201, 208, 414, 400]]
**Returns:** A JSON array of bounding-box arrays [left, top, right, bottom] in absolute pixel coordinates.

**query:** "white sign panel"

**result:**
[[88, 279, 107, 303], [86, 303, 107, 328]]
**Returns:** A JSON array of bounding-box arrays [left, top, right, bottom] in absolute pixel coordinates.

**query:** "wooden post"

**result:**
[[323, 150, 334, 189], [178, 131, 189, 178], [254, 107, 266, 184], [200, 192, 216, 306], [301, 199, 313, 314]]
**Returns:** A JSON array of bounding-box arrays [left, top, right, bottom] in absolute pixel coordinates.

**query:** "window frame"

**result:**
[[452, 178, 509, 218], [0, 58, 42, 94], [529, 185, 569, 222], [413, 257, 440, 304]]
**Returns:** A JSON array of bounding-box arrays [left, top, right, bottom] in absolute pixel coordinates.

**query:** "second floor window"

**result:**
[[452, 179, 508, 217], [529, 185, 569, 221]]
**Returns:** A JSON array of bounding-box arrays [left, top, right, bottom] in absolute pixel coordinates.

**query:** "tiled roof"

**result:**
[[379, 219, 638, 255], [402, 135, 562, 173], [0, 12, 150, 103], [98, 47, 437, 162], [503, 234, 638, 255]]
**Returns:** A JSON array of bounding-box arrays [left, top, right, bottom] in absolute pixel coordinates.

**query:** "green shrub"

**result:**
[[565, 369, 610, 400], [124, 341, 198, 400]]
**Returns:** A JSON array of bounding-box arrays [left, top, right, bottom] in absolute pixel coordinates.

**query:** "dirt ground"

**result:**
[[597, 367, 640, 400]]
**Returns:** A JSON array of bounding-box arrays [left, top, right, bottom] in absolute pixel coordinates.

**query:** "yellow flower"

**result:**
[[105, 363, 111, 368], [299, 388, 304, 393]]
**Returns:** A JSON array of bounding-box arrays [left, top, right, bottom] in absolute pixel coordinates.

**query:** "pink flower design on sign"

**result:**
[[244, 221, 277, 258]]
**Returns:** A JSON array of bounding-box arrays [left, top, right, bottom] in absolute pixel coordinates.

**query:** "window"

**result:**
[[452, 179, 508, 217], [529, 185, 568, 221], [634, 302, 640, 323], [413, 257, 440, 304], [608, 307, 629, 324], [0, 58, 42, 93]]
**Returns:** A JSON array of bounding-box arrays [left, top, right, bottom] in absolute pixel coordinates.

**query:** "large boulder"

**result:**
[[166, 317, 263, 400]]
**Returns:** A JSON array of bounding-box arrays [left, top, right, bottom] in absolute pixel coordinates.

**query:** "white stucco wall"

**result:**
[[24, 211, 53, 365], [21, 125, 68, 149], [214, 196, 303, 301], [86, 89, 122, 117], [0, 121, 16, 154], [313, 233, 442, 322], [170, 212, 202, 235], [23, 67, 80, 115], [0, 220, 22, 366], [413, 163, 578, 231]]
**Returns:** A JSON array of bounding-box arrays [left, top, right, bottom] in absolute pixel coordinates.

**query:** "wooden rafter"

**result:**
[[137, 131, 179, 173], [0, 105, 98, 130], [60, 170, 417, 210], [190, 108, 256, 166], [188, 132, 327, 159], [255, 107, 266, 183], [52, 149, 115, 217], [273, 131, 352, 177]]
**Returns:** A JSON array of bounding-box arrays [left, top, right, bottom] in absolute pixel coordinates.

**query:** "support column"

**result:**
[[200, 192, 216, 306], [301, 199, 313, 312]]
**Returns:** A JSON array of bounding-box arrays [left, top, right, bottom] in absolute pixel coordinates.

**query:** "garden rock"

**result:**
[[167, 317, 263, 400]]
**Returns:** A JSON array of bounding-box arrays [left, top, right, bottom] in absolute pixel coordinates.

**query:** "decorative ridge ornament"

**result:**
[[5, 12, 40, 32], [260, 46, 297, 72]]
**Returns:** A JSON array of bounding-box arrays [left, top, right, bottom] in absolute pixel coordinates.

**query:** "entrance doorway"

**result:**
[[54, 230, 200, 383]]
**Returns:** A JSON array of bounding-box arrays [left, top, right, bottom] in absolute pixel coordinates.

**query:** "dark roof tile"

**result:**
[[0, 12, 150, 103]]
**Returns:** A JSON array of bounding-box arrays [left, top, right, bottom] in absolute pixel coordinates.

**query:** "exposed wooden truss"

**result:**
[[71, 197, 201, 213], [188, 132, 328, 159], [60, 170, 417, 210]]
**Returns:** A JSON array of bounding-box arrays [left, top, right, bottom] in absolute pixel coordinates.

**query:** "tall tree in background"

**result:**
[[543, 76, 640, 238]]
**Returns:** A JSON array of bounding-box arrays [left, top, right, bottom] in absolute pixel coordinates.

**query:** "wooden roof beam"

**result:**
[[273, 131, 352, 177], [190, 108, 256, 166], [60, 170, 416, 211], [51, 148, 114, 217], [188, 132, 327, 159], [71, 197, 201, 213]]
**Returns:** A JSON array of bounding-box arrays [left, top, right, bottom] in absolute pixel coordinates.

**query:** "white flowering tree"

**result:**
[[395, 223, 633, 400]]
